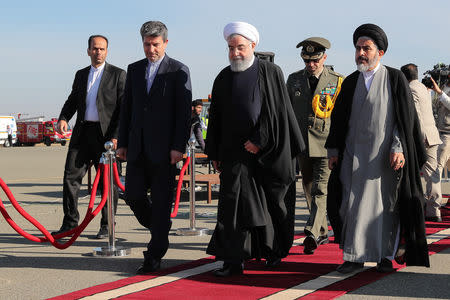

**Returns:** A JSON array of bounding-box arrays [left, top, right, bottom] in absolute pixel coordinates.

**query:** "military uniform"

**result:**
[[286, 37, 344, 253]]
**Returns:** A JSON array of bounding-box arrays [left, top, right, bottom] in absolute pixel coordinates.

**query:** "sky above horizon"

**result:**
[[0, 0, 448, 121]]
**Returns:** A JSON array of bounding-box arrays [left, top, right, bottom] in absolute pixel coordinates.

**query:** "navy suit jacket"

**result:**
[[118, 55, 192, 163], [58, 62, 126, 147]]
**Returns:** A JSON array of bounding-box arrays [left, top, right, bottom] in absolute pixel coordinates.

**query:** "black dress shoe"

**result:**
[[317, 235, 329, 245], [136, 258, 161, 274], [265, 257, 282, 268], [425, 216, 442, 222], [51, 224, 77, 236], [213, 263, 244, 277], [336, 261, 364, 274], [303, 235, 318, 254], [95, 226, 108, 239], [376, 258, 394, 273]]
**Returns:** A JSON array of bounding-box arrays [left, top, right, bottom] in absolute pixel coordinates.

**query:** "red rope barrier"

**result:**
[[0, 163, 109, 249], [112, 161, 125, 191], [171, 156, 190, 218], [111, 157, 189, 218]]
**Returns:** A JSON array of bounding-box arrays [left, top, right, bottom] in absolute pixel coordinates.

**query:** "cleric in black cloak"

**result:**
[[205, 21, 305, 277], [325, 23, 429, 274]]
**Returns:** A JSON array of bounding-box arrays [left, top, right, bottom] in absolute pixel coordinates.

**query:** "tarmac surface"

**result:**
[[0, 145, 449, 299]]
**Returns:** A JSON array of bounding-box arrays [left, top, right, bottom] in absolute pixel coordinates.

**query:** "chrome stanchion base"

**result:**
[[93, 246, 131, 257], [175, 228, 210, 236]]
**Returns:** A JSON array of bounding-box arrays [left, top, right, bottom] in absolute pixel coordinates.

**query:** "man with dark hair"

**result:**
[[52, 35, 126, 239], [431, 74, 450, 218], [88, 35, 108, 49], [191, 99, 205, 150], [206, 21, 304, 277], [117, 21, 192, 274], [401, 63, 442, 222], [326, 24, 429, 274], [287, 37, 344, 255]]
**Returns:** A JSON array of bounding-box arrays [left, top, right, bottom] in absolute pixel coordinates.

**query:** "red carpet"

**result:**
[[50, 203, 450, 300]]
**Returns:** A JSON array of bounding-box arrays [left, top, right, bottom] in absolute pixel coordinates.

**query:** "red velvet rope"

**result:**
[[0, 163, 108, 249], [171, 156, 190, 218], [111, 158, 189, 218], [112, 161, 125, 191]]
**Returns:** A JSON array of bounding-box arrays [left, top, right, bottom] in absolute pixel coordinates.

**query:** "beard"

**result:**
[[229, 55, 253, 72], [356, 52, 379, 72]]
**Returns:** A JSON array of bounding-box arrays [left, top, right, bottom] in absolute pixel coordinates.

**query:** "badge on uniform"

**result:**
[[295, 91, 301, 96]]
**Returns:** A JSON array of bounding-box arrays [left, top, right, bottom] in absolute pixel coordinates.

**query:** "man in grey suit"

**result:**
[[117, 21, 192, 274], [401, 63, 442, 221], [286, 37, 344, 255], [52, 35, 126, 238]]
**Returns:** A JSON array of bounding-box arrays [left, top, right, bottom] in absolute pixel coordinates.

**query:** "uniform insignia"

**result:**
[[306, 45, 315, 53], [295, 91, 301, 96]]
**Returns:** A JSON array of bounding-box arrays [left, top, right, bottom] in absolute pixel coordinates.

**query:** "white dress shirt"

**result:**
[[361, 62, 381, 90], [146, 55, 165, 93], [85, 62, 105, 121]]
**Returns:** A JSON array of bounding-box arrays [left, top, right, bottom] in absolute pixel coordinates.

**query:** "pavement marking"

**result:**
[[79, 227, 450, 300], [293, 237, 305, 246], [261, 227, 450, 300], [80, 261, 222, 300], [260, 264, 377, 300]]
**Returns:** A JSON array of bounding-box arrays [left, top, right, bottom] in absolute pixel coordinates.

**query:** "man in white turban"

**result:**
[[205, 21, 305, 277]]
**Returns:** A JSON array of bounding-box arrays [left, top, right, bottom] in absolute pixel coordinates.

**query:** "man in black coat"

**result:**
[[206, 22, 304, 277], [117, 21, 192, 274], [52, 35, 126, 239]]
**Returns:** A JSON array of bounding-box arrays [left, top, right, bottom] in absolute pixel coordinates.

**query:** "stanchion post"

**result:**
[[93, 141, 131, 257], [176, 133, 209, 236]]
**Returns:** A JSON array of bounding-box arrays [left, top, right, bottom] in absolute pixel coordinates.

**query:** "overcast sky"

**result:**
[[0, 0, 448, 120]]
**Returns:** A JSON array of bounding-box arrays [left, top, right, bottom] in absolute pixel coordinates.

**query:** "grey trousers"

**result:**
[[298, 156, 330, 238], [423, 145, 442, 217]]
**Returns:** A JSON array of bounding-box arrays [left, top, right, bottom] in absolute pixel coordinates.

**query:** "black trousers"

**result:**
[[62, 122, 118, 228], [125, 155, 176, 260]]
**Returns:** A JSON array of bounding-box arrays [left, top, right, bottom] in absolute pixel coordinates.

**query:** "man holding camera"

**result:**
[[431, 74, 450, 218], [401, 64, 442, 222]]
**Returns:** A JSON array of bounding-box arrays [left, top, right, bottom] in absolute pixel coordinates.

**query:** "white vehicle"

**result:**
[[0, 116, 17, 147]]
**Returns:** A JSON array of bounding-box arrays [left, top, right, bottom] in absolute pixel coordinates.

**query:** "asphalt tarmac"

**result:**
[[0, 145, 448, 299]]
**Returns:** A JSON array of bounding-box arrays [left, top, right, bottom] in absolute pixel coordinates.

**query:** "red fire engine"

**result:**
[[16, 118, 72, 146]]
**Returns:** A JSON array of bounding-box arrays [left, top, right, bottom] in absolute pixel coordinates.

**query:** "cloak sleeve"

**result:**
[[256, 61, 305, 183]]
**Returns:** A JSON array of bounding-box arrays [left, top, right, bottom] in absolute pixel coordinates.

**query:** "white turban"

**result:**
[[223, 21, 259, 46]]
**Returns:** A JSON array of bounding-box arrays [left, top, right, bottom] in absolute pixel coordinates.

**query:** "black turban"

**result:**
[[353, 23, 388, 52]]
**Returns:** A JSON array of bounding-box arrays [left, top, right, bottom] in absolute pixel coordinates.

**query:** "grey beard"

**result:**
[[230, 56, 253, 72], [356, 53, 379, 72], [357, 63, 370, 72]]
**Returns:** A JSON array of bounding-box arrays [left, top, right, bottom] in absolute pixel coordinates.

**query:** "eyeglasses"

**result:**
[[228, 43, 251, 53], [303, 58, 320, 63]]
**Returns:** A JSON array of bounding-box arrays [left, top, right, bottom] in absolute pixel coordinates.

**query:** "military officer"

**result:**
[[287, 37, 344, 254]]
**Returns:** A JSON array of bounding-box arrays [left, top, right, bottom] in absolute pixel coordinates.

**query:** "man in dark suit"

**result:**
[[52, 35, 126, 239], [116, 21, 192, 274]]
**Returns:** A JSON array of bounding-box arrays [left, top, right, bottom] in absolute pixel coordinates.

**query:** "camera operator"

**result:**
[[431, 74, 450, 215]]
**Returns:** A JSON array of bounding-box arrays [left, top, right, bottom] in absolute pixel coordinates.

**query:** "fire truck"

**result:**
[[16, 117, 72, 146]]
